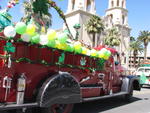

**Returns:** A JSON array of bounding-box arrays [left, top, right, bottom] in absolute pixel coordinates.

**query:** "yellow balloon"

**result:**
[[82, 47, 88, 55], [26, 24, 36, 35], [91, 49, 97, 57], [98, 52, 104, 58], [55, 41, 61, 49], [74, 41, 82, 49], [60, 43, 68, 50], [41, 27, 46, 33], [103, 56, 109, 60], [47, 30, 57, 41]]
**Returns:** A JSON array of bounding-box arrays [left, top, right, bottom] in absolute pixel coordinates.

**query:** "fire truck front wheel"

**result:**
[[33, 104, 74, 113], [42, 104, 74, 113]]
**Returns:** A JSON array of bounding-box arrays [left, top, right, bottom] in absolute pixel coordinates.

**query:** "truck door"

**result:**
[[112, 53, 122, 93], [99, 57, 114, 95]]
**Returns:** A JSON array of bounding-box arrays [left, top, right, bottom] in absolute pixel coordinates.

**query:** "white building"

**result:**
[[64, 0, 131, 68]]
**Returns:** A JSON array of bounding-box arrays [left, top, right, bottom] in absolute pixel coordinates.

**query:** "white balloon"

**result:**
[[21, 34, 31, 42], [4, 26, 16, 38], [39, 35, 48, 45]]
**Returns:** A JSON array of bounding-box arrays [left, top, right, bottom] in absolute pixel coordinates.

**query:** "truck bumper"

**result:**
[[0, 102, 38, 110]]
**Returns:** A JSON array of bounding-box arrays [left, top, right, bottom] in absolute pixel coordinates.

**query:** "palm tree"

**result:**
[[85, 15, 104, 47], [104, 27, 120, 47], [130, 40, 143, 67], [129, 36, 135, 66], [22, 0, 52, 30], [130, 36, 135, 42], [138, 30, 150, 60]]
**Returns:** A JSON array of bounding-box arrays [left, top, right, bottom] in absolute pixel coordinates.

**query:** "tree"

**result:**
[[138, 30, 150, 60], [22, 0, 52, 30], [85, 15, 104, 47], [130, 36, 135, 42], [104, 27, 120, 47], [130, 40, 143, 67]]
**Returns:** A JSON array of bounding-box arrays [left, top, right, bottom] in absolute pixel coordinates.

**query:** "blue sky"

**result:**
[[0, 0, 150, 38]]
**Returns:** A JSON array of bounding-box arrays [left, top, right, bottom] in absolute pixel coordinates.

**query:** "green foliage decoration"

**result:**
[[4, 42, 15, 53]]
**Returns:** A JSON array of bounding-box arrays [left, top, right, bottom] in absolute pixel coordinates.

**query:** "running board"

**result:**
[[0, 103, 38, 110], [83, 92, 128, 102]]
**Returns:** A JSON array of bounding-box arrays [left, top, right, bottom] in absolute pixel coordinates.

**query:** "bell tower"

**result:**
[[106, 0, 128, 26], [67, 0, 96, 14], [105, 0, 131, 68], [64, 0, 96, 46]]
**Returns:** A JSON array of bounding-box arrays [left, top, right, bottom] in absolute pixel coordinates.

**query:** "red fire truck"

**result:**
[[0, 33, 141, 113]]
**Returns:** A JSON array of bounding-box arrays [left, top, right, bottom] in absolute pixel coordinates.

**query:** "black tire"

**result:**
[[124, 85, 133, 102], [33, 104, 74, 113]]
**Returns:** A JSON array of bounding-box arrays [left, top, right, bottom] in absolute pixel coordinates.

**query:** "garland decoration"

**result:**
[[58, 53, 65, 64], [4, 42, 15, 53]]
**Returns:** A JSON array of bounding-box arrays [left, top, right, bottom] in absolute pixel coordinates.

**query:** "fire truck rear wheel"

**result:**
[[34, 104, 74, 113]]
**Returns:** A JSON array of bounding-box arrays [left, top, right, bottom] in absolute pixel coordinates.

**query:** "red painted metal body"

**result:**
[[0, 41, 124, 103]]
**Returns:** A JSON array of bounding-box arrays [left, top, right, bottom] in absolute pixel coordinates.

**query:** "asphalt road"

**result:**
[[1, 87, 150, 113], [72, 87, 150, 113]]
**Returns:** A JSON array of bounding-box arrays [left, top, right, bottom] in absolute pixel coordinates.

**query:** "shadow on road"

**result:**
[[72, 96, 141, 113]]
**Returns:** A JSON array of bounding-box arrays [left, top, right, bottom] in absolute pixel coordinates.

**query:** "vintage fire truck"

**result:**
[[0, 33, 141, 113], [0, 0, 140, 112]]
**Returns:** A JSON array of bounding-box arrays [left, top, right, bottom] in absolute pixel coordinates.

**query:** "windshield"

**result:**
[[138, 68, 144, 72], [145, 68, 150, 73]]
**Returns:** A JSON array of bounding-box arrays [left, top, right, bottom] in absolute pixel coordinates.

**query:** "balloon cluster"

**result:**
[[3, 22, 112, 60], [7, 0, 19, 8]]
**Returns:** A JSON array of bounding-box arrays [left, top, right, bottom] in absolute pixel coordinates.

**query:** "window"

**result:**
[[122, 15, 125, 24], [111, 1, 114, 7], [122, 1, 124, 7], [72, 0, 75, 10], [117, 0, 119, 6], [145, 69, 150, 73], [110, 14, 113, 23], [86, 0, 91, 11], [138, 68, 144, 72]]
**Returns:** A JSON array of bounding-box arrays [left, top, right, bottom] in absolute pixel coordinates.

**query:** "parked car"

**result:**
[[135, 67, 150, 86]]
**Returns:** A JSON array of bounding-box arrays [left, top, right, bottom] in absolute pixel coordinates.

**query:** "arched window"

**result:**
[[117, 0, 119, 6], [122, 1, 124, 7], [111, 1, 114, 7], [72, 0, 75, 10], [86, 0, 91, 11], [110, 14, 113, 23], [122, 15, 125, 24]]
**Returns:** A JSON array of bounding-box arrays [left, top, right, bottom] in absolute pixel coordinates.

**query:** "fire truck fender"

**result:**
[[121, 76, 141, 93], [37, 72, 81, 108]]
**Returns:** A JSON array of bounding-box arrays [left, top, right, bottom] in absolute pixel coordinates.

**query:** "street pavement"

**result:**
[[72, 87, 150, 113], [1, 87, 150, 113]]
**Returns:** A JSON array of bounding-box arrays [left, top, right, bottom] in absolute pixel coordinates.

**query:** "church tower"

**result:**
[[65, 0, 96, 46], [105, 0, 131, 68], [67, 0, 96, 14], [106, 0, 128, 26]]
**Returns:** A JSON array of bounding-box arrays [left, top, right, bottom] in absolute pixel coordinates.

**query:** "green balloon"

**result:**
[[15, 22, 27, 34], [58, 33, 68, 44], [75, 47, 82, 54], [47, 40, 56, 48], [106, 51, 111, 57], [66, 44, 74, 52], [31, 34, 40, 44]]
